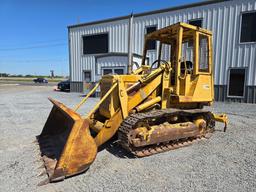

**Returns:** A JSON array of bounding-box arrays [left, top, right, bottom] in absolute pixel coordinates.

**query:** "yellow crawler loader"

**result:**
[[36, 22, 228, 184]]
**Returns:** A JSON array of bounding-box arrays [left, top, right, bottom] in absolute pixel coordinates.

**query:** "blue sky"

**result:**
[[0, 0, 202, 76]]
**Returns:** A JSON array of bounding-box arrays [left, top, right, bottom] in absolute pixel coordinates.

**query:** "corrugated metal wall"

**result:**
[[69, 19, 129, 82], [69, 0, 256, 87], [130, 0, 256, 86], [96, 55, 128, 77]]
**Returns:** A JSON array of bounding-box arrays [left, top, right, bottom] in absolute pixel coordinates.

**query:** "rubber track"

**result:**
[[118, 108, 215, 157]]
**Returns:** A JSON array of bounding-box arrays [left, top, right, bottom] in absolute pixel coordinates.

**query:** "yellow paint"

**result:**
[[74, 81, 100, 112], [136, 96, 161, 112], [39, 23, 228, 179], [213, 113, 228, 125], [84, 22, 226, 147]]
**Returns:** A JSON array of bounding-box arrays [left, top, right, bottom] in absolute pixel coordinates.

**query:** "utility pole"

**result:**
[[50, 70, 54, 79]]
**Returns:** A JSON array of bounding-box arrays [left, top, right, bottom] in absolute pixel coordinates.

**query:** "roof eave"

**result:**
[[67, 0, 231, 29]]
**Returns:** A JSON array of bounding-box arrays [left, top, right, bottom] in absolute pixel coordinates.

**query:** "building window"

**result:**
[[83, 71, 91, 82], [114, 69, 124, 74], [228, 68, 246, 97], [146, 26, 157, 50], [102, 68, 124, 75], [189, 19, 203, 28], [83, 33, 108, 54], [103, 69, 112, 75], [240, 12, 256, 43]]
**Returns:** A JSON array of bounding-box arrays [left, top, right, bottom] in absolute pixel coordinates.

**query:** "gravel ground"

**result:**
[[0, 84, 255, 192]]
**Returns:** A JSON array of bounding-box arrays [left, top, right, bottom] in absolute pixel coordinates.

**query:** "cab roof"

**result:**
[[145, 22, 212, 42]]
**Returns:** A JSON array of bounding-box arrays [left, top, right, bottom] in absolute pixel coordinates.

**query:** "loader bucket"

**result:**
[[36, 98, 97, 183]]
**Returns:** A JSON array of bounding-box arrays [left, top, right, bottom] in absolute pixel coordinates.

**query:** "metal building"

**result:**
[[68, 0, 256, 103]]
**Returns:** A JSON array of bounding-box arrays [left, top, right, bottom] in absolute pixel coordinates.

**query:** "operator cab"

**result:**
[[140, 22, 213, 104]]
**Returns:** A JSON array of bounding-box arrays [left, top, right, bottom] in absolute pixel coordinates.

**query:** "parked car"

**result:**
[[57, 80, 70, 91], [33, 78, 48, 83]]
